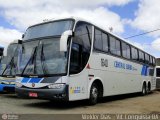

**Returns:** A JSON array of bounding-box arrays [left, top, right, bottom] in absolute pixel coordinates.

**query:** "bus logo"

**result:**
[[32, 83, 35, 87]]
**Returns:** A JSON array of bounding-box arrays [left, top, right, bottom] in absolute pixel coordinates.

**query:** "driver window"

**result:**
[[70, 22, 92, 74]]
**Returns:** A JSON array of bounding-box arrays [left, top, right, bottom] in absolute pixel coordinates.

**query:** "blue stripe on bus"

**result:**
[[141, 65, 145, 76], [141, 65, 148, 76], [145, 66, 148, 76], [28, 78, 42, 83], [21, 78, 30, 83]]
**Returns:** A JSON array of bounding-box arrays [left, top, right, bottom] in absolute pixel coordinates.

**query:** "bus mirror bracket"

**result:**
[[60, 30, 73, 51], [22, 34, 25, 39]]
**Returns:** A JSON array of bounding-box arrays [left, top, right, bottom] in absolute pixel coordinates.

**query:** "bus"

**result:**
[[0, 47, 4, 65], [155, 66, 160, 89], [0, 47, 4, 57], [0, 40, 22, 92], [15, 17, 156, 105]]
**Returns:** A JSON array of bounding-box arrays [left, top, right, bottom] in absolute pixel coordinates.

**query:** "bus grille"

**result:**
[[156, 79, 160, 89]]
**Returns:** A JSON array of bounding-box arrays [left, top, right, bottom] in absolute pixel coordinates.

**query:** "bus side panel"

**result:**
[[68, 69, 89, 101], [88, 53, 148, 97]]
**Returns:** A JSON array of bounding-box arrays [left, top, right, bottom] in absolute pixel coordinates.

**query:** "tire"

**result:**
[[147, 83, 151, 94], [89, 83, 99, 105], [141, 83, 147, 96]]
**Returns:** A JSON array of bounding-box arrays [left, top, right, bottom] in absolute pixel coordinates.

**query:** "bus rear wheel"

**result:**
[[147, 82, 151, 94], [89, 83, 99, 105], [141, 83, 147, 96]]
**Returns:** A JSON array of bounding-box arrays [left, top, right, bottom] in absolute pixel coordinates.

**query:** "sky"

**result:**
[[0, 0, 160, 58]]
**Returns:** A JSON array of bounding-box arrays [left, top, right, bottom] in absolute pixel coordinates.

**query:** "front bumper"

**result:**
[[0, 84, 15, 92], [15, 85, 69, 101]]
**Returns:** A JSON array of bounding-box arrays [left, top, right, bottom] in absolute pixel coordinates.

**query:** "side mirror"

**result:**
[[18, 40, 23, 44], [12, 39, 22, 44], [22, 34, 25, 39], [60, 30, 73, 51]]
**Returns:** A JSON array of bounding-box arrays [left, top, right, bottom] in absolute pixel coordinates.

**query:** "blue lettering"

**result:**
[[114, 61, 135, 71], [126, 64, 133, 70]]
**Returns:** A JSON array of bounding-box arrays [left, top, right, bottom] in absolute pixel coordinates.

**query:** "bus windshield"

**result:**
[[18, 19, 74, 77], [18, 38, 68, 77], [0, 44, 19, 77], [24, 20, 74, 40]]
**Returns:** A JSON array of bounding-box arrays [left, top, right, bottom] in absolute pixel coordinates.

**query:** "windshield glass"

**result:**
[[18, 38, 68, 76], [24, 20, 73, 40], [0, 44, 19, 76]]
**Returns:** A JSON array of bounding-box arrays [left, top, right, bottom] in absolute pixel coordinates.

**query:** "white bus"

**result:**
[[0, 40, 22, 92], [155, 66, 160, 89], [0, 47, 4, 66], [15, 17, 156, 105]]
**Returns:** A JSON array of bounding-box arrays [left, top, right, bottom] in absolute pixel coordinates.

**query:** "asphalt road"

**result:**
[[0, 91, 160, 115]]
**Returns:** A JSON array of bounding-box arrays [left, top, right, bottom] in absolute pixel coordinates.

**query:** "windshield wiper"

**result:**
[[1, 57, 16, 76], [8, 58, 16, 76], [21, 47, 37, 76], [1, 45, 19, 76], [40, 43, 48, 74]]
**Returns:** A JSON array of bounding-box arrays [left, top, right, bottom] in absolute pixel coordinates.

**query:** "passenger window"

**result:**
[[145, 54, 150, 64], [110, 36, 121, 56], [139, 51, 144, 63], [122, 42, 131, 59], [149, 56, 153, 65], [149, 68, 154, 76], [131, 47, 138, 61], [102, 33, 109, 52], [94, 29, 103, 50], [94, 28, 109, 52], [153, 58, 156, 66]]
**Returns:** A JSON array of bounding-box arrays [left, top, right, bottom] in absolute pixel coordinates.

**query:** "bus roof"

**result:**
[[27, 17, 155, 58], [10, 39, 22, 44]]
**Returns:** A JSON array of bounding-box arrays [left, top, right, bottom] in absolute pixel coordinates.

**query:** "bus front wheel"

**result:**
[[89, 83, 99, 105]]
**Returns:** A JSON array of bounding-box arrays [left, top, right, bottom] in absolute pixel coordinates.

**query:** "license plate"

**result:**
[[29, 92, 38, 97]]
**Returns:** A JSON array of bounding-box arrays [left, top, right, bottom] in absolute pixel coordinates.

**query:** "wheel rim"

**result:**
[[142, 86, 146, 94], [91, 87, 98, 101]]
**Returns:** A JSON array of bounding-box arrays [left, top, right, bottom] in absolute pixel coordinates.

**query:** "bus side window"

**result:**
[[139, 50, 145, 63], [149, 68, 154, 76], [109, 36, 121, 56], [94, 28, 109, 52], [131, 47, 138, 61], [149, 56, 153, 65], [70, 22, 92, 74], [145, 53, 150, 64], [153, 58, 156, 66], [94, 29, 103, 50], [122, 42, 131, 59]]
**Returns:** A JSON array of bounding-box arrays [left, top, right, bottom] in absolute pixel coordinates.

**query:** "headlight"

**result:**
[[16, 82, 22, 88], [48, 84, 64, 89]]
